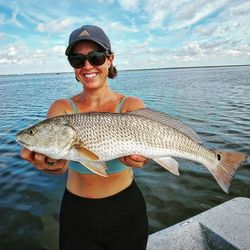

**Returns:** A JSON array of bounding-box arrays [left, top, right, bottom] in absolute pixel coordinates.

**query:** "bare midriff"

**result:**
[[66, 168, 133, 198]]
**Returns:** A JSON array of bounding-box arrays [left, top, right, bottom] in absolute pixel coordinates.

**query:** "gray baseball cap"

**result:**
[[65, 25, 111, 55]]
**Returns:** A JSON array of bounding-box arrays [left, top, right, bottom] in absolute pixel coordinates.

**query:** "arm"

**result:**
[[20, 99, 71, 175], [119, 96, 149, 168]]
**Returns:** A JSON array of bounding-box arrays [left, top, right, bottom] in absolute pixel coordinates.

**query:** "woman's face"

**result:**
[[72, 41, 113, 90]]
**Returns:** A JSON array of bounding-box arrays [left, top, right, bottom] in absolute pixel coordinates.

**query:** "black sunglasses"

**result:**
[[67, 51, 110, 68]]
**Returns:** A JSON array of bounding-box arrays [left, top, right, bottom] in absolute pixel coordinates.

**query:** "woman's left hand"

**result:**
[[119, 155, 148, 168]]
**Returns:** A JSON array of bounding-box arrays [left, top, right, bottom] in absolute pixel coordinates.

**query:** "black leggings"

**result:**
[[59, 180, 149, 250]]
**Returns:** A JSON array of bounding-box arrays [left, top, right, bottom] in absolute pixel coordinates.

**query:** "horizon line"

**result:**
[[0, 64, 249, 76]]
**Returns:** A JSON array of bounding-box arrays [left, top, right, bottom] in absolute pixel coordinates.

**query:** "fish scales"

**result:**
[[66, 112, 211, 162]]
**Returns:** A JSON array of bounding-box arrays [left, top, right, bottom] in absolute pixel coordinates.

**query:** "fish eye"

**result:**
[[28, 129, 35, 136]]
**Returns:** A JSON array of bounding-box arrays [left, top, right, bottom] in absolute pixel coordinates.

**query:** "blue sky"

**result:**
[[0, 0, 249, 75]]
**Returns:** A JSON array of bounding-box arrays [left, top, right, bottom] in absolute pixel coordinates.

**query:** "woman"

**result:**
[[21, 25, 149, 250]]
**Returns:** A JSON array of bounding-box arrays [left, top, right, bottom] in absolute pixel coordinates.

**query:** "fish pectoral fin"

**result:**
[[74, 145, 100, 161], [78, 160, 108, 177], [152, 157, 180, 175]]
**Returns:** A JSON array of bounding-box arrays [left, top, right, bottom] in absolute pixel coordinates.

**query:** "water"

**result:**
[[0, 66, 249, 249]]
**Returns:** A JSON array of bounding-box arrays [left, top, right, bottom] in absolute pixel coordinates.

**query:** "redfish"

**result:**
[[16, 108, 247, 193]]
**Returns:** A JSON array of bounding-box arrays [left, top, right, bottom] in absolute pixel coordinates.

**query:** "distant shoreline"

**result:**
[[121, 64, 250, 72], [1, 64, 249, 77]]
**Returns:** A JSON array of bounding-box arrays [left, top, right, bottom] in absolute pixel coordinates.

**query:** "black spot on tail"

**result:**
[[217, 154, 221, 161]]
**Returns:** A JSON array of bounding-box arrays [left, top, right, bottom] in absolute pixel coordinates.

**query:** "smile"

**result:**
[[83, 73, 98, 78]]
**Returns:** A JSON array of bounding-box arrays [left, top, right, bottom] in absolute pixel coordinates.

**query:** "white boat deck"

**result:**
[[147, 197, 250, 250]]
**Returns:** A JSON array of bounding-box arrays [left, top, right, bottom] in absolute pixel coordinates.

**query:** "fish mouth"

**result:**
[[16, 137, 29, 147], [16, 133, 30, 147]]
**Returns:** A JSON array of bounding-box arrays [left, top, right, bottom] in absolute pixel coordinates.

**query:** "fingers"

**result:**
[[20, 147, 68, 174], [130, 154, 147, 162], [20, 147, 34, 162], [120, 155, 148, 168], [43, 164, 68, 175], [35, 157, 65, 171], [34, 153, 46, 164]]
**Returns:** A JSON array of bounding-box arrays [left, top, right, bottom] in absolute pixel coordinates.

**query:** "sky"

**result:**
[[0, 0, 249, 75]]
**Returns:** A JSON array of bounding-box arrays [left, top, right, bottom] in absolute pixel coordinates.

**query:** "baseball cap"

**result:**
[[65, 25, 111, 55]]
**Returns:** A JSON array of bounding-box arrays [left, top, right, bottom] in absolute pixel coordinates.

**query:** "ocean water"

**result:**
[[0, 66, 249, 250]]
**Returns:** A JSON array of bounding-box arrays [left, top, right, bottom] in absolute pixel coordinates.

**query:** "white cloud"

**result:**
[[32, 49, 46, 58], [195, 25, 217, 36], [0, 14, 5, 25], [144, 0, 231, 31], [118, 0, 139, 11], [200, 40, 225, 50], [0, 44, 28, 66], [49, 45, 66, 55], [170, 0, 229, 30], [0, 58, 10, 64], [10, 10, 23, 28], [173, 42, 204, 58], [171, 55, 198, 62], [110, 22, 138, 32], [7, 46, 18, 56], [145, 0, 173, 29], [230, 1, 250, 16], [37, 18, 75, 33], [0, 42, 66, 69], [0, 33, 5, 39]]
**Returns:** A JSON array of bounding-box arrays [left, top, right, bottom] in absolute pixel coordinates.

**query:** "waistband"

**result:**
[[63, 180, 137, 205]]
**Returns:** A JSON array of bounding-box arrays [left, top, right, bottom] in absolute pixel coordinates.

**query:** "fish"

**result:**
[[16, 108, 247, 193]]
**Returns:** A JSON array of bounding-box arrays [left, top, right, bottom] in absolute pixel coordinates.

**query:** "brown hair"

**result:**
[[108, 64, 117, 79]]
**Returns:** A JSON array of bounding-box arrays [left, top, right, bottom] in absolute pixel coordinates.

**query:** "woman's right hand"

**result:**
[[19, 99, 73, 175], [20, 147, 68, 175]]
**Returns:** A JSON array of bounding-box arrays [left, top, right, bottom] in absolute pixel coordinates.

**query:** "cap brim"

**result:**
[[65, 37, 109, 55]]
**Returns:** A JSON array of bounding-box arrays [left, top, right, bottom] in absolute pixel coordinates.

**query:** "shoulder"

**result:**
[[47, 99, 73, 118], [122, 96, 145, 112]]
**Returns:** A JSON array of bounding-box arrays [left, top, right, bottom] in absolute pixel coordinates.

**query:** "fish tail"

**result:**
[[210, 151, 247, 193]]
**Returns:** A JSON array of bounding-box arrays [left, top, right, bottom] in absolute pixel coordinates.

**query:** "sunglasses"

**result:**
[[67, 51, 110, 68]]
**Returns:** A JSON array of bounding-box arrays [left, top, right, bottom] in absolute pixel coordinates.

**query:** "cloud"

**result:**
[[37, 18, 74, 33], [0, 8, 23, 28], [49, 45, 66, 55], [7, 46, 18, 56], [0, 42, 66, 68], [110, 22, 138, 32], [175, 43, 204, 57], [144, 0, 172, 29], [144, 0, 231, 31], [0, 14, 5, 25], [10, 10, 24, 28], [195, 25, 217, 36], [199, 40, 225, 50], [0, 33, 5, 39], [170, 0, 229, 30], [230, 1, 250, 16], [118, 0, 139, 11], [0, 44, 28, 65]]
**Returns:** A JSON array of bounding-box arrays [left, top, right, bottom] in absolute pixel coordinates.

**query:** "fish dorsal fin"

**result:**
[[129, 108, 202, 144]]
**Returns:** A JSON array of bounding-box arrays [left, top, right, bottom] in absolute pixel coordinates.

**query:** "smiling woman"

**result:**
[[20, 24, 149, 250]]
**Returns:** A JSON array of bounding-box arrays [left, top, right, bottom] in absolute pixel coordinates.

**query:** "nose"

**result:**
[[82, 58, 93, 69]]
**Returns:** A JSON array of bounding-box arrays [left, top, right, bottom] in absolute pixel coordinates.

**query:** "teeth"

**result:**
[[84, 73, 97, 78]]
